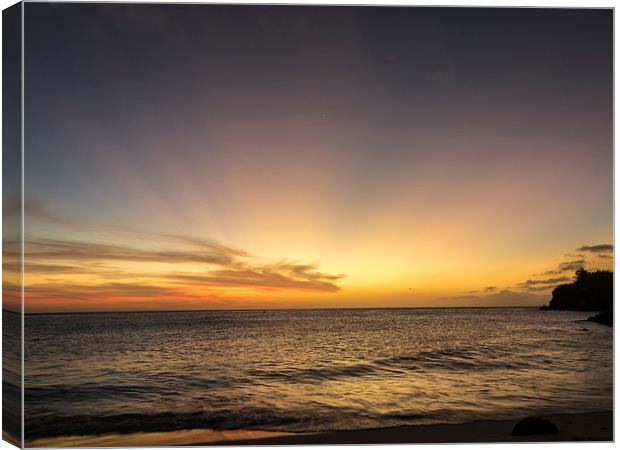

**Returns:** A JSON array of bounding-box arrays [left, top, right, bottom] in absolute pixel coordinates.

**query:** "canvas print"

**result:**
[[2, 2, 614, 447]]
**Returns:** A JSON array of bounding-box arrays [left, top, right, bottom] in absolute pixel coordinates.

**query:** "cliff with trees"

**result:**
[[540, 269, 613, 325]]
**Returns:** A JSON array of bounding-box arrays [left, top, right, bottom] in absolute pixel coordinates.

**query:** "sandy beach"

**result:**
[[23, 410, 613, 447], [215, 411, 613, 445]]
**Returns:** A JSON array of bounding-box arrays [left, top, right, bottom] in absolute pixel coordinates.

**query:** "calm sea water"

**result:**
[[23, 308, 612, 443]]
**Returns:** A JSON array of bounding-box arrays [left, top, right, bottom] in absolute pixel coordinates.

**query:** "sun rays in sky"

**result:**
[[2, 191, 611, 312], [9, 5, 612, 312]]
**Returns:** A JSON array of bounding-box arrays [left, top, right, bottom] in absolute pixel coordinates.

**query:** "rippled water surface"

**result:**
[[24, 308, 612, 442]]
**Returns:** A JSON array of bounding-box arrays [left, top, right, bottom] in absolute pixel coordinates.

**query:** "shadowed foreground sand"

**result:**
[[215, 411, 613, 445], [23, 411, 612, 447]]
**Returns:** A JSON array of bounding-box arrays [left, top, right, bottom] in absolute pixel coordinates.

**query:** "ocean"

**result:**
[[22, 308, 612, 445]]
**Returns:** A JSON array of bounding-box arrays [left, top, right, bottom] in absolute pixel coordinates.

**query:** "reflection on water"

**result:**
[[24, 308, 612, 446]]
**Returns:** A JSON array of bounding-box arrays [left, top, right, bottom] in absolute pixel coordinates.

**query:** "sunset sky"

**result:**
[[10, 4, 612, 312]]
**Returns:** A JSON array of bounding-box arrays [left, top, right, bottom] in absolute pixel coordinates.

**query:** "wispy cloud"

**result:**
[[18, 238, 237, 265], [16, 237, 344, 296], [540, 258, 586, 275], [558, 259, 586, 272], [517, 242, 613, 294], [517, 276, 570, 289], [5, 193, 75, 226], [20, 281, 180, 301], [9, 194, 346, 309], [563, 252, 584, 258], [577, 244, 613, 253], [450, 289, 545, 306], [167, 262, 344, 293]]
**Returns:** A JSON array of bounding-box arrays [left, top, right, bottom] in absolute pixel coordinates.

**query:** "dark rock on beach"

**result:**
[[511, 417, 559, 436], [587, 308, 613, 327]]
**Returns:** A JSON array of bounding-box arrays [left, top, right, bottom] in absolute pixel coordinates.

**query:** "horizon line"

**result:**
[[6, 305, 541, 316]]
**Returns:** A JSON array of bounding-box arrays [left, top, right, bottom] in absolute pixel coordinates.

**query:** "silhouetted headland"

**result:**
[[539, 269, 613, 326]]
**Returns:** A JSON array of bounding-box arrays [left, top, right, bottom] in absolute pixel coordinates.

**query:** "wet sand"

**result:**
[[215, 411, 613, 445], [24, 429, 291, 448]]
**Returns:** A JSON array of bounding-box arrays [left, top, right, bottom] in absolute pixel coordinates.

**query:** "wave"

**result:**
[[25, 405, 397, 440], [247, 346, 526, 384]]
